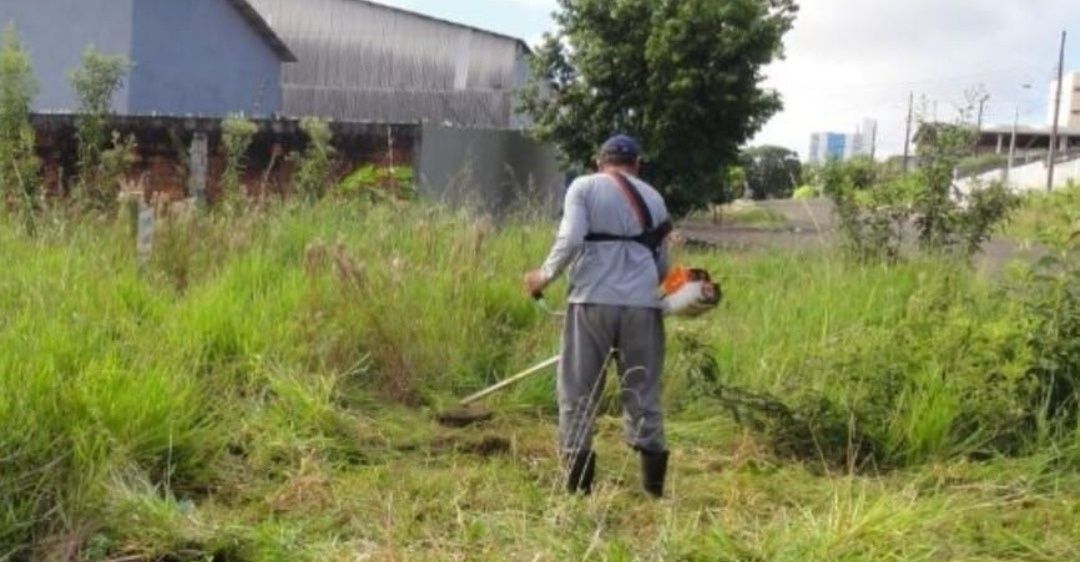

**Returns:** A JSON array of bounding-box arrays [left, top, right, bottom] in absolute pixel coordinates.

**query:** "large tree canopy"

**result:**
[[741, 145, 802, 200], [522, 0, 797, 216]]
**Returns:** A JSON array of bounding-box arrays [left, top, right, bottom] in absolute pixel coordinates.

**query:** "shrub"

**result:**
[[1017, 232, 1080, 434], [1007, 182, 1080, 243], [220, 115, 259, 211], [826, 116, 1018, 262], [792, 185, 819, 200], [293, 117, 335, 203], [338, 164, 416, 202]]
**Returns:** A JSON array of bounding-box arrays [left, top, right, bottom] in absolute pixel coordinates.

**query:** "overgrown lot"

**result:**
[[1, 201, 1078, 561]]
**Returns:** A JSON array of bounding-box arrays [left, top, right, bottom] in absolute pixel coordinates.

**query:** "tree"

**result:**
[[741, 145, 801, 199], [70, 46, 131, 211], [522, 0, 797, 216], [0, 24, 39, 212]]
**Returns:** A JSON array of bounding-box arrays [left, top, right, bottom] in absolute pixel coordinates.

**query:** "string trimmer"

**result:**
[[435, 267, 720, 428]]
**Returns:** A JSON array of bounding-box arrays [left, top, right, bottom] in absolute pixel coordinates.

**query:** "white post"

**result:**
[[136, 198, 154, 269], [188, 132, 209, 206]]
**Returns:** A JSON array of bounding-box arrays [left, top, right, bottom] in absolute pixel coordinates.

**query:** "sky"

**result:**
[[380, 0, 1080, 159]]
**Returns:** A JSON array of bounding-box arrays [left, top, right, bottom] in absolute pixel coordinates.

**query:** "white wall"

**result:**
[[957, 156, 1080, 197]]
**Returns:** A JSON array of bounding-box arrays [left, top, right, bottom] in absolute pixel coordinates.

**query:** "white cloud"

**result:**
[[380, 0, 1076, 160], [753, 0, 1080, 158]]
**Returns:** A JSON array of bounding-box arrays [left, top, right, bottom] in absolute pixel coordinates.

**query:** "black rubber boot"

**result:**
[[565, 450, 596, 495], [640, 449, 669, 498]]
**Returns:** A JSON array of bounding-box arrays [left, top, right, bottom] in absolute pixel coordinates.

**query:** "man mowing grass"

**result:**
[[524, 135, 674, 497]]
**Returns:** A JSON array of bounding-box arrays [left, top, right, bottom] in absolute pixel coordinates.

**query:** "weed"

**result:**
[[221, 115, 259, 212], [293, 117, 335, 203]]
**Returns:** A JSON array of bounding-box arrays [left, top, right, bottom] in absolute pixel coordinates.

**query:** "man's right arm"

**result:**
[[539, 181, 589, 284]]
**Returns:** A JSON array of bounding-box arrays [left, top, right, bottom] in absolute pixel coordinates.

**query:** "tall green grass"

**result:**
[[679, 251, 1036, 466], [0, 201, 1076, 559], [0, 203, 560, 555]]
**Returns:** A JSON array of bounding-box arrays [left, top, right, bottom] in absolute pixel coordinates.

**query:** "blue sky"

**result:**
[[380, 0, 1080, 158]]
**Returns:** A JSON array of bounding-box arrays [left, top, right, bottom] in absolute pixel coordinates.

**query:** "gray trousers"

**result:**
[[557, 303, 666, 455]]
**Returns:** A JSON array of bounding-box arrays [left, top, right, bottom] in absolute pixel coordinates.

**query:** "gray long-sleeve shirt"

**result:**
[[540, 172, 671, 309]]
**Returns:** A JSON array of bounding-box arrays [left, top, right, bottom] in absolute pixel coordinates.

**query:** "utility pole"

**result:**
[[869, 121, 878, 161], [976, 95, 990, 134], [1048, 30, 1067, 192], [1007, 106, 1019, 185], [973, 93, 990, 154], [1007, 84, 1032, 186], [980, 96, 989, 132], [903, 91, 914, 173]]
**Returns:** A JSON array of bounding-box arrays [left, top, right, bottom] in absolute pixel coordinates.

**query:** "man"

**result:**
[[524, 135, 673, 498]]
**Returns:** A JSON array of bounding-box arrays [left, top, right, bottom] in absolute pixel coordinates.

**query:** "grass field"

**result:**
[[1, 199, 1078, 561]]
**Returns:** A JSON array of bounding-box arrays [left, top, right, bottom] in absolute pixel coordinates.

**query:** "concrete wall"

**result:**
[[129, 0, 283, 116], [958, 155, 1080, 197], [0, 0, 134, 112], [417, 124, 564, 215]]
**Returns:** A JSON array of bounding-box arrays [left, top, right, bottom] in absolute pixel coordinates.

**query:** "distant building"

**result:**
[[1048, 71, 1080, 129], [809, 132, 847, 164], [0, 0, 296, 116], [953, 70, 1080, 162], [248, 0, 533, 129], [971, 124, 1080, 162], [808, 119, 876, 164]]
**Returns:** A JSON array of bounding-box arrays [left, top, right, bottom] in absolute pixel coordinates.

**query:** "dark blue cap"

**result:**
[[600, 134, 642, 158]]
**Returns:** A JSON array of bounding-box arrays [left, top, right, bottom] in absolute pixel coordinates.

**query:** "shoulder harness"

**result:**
[[585, 172, 673, 254]]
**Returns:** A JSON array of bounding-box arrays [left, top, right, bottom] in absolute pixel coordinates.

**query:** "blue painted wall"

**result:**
[[0, 0, 134, 112], [129, 0, 283, 116], [0, 0, 283, 116]]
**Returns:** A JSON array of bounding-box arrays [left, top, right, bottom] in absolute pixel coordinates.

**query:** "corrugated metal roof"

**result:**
[[335, 0, 532, 54], [226, 0, 298, 62]]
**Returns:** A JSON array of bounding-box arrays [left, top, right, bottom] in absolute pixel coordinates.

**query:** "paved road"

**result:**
[[680, 199, 1043, 277]]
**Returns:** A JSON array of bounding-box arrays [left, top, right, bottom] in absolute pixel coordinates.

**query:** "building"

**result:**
[[8, 0, 557, 211], [0, 0, 295, 116], [1048, 71, 1080, 129], [960, 72, 1080, 161], [809, 132, 848, 164], [972, 124, 1080, 162], [808, 119, 876, 164], [850, 119, 878, 158], [248, 0, 533, 129]]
